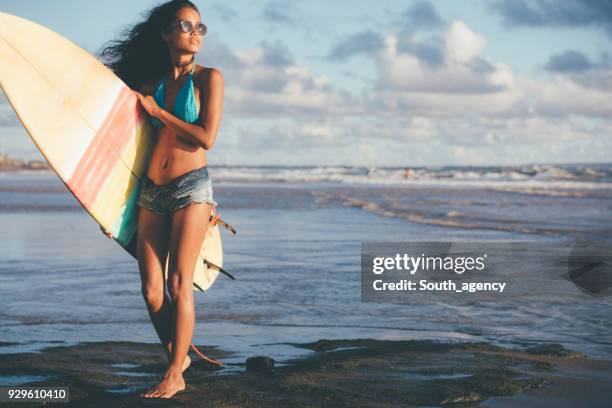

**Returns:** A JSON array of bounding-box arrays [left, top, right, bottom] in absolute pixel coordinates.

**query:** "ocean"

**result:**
[[0, 163, 611, 374]]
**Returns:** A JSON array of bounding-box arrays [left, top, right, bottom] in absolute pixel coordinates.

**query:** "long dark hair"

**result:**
[[96, 0, 199, 91]]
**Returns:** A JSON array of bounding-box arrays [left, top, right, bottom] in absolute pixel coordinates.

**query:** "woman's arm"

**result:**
[[144, 68, 224, 150]]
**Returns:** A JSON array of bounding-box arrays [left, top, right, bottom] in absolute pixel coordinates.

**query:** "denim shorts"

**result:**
[[136, 165, 218, 216]]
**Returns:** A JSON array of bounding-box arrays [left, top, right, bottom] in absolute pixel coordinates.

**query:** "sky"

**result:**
[[1, 0, 611, 166]]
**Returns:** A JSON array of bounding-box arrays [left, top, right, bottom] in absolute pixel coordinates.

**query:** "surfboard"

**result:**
[[0, 11, 228, 293]]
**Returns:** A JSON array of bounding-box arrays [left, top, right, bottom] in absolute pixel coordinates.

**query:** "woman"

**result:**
[[98, 0, 224, 399]]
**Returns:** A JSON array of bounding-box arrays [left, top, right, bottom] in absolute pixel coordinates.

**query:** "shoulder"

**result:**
[[208, 67, 223, 84], [195, 66, 224, 89]]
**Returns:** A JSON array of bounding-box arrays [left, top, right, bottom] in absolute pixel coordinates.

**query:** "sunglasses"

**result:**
[[165, 20, 207, 36]]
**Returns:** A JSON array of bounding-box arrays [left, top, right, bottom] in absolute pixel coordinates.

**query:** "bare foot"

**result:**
[[140, 368, 185, 399], [182, 354, 191, 372], [166, 347, 191, 373]]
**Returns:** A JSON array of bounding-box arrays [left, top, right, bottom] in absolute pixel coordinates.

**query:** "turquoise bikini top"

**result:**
[[149, 62, 199, 129]]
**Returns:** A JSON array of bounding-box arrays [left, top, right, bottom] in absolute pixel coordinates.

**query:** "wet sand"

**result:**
[[1, 338, 610, 407]]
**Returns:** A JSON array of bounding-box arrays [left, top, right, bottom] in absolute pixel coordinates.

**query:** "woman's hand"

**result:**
[[135, 91, 162, 118], [100, 224, 113, 239]]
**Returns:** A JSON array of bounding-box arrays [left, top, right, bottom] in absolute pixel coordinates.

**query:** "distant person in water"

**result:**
[[97, 0, 224, 399]]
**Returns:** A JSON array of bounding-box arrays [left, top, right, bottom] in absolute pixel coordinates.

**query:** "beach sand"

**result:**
[[1, 338, 611, 407]]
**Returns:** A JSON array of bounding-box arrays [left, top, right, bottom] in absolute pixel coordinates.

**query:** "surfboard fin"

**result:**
[[209, 213, 237, 235], [204, 259, 236, 280]]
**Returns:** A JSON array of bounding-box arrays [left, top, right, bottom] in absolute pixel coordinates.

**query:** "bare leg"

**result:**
[[166, 326, 191, 371], [141, 203, 212, 398], [148, 294, 190, 371], [136, 207, 191, 373], [136, 207, 173, 347], [145, 293, 190, 371]]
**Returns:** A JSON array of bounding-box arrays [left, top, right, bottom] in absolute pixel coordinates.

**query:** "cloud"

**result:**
[[221, 112, 612, 166], [325, 20, 513, 95], [224, 15, 611, 125], [201, 10, 611, 124], [326, 31, 384, 62], [566, 69, 612, 92], [488, 0, 612, 38], [401, 1, 444, 30], [259, 40, 294, 67], [319, 17, 612, 135], [542, 50, 612, 92], [396, 35, 445, 68], [222, 114, 446, 166], [544, 50, 611, 72], [545, 50, 597, 72], [260, 1, 294, 24], [210, 4, 238, 21], [368, 21, 520, 117], [516, 74, 612, 117], [357, 20, 612, 120], [200, 37, 361, 117], [444, 21, 486, 64], [235, 118, 335, 150]]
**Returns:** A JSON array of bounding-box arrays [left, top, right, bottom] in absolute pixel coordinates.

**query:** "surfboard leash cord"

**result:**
[[190, 343, 224, 366]]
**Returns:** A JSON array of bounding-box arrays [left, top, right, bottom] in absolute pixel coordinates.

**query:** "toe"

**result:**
[[161, 389, 176, 398]]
